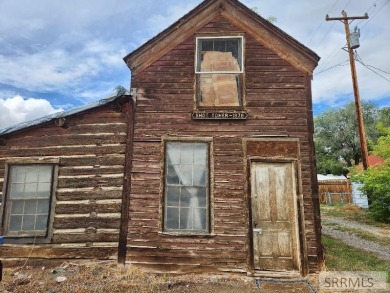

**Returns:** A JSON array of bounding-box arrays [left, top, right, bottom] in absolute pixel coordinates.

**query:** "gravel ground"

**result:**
[[322, 216, 390, 260], [322, 216, 390, 238]]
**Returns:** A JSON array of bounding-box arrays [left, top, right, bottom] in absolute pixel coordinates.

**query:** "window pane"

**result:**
[[9, 215, 22, 231], [167, 144, 180, 165], [24, 183, 38, 197], [214, 40, 226, 52], [166, 165, 180, 185], [180, 144, 194, 164], [181, 188, 195, 207], [38, 166, 52, 182], [197, 188, 207, 208], [22, 215, 36, 231], [193, 144, 207, 165], [12, 167, 26, 183], [180, 208, 190, 229], [166, 186, 180, 206], [11, 200, 24, 214], [37, 199, 50, 214], [10, 183, 24, 199], [166, 207, 179, 229], [226, 39, 239, 60], [24, 199, 38, 214], [25, 168, 39, 183], [201, 40, 213, 52], [36, 215, 48, 230], [199, 74, 240, 107], [179, 165, 192, 185], [198, 208, 207, 230], [37, 183, 51, 197], [193, 166, 206, 186]]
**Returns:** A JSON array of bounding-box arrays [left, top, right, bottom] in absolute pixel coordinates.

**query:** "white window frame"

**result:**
[[195, 36, 244, 74], [163, 140, 211, 234], [0, 161, 58, 244]]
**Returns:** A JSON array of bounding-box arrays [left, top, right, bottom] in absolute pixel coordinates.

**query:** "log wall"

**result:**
[[128, 16, 321, 273], [0, 103, 129, 262]]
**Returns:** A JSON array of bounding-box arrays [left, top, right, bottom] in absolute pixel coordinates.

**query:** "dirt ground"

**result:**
[[0, 261, 317, 293]]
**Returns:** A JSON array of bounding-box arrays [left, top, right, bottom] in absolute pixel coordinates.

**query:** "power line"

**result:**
[[355, 52, 390, 82], [315, 40, 346, 72], [361, 0, 390, 28], [357, 1, 377, 25], [314, 60, 349, 75], [311, 0, 353, 49], [307, 0, 342, 45]]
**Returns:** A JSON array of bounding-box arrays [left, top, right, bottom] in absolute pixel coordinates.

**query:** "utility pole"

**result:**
[[326, 11, 369, 170]]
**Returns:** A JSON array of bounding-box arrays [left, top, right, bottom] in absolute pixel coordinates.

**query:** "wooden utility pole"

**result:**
[[326, 11, 369, 170]]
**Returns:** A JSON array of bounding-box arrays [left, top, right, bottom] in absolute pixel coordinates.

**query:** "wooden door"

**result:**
[[250, 162, 299, 271]]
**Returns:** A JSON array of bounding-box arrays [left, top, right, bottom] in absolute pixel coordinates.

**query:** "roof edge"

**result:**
[[0, 88, 132, 137]]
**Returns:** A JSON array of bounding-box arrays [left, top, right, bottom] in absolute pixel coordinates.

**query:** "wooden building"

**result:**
[[0, 0, 323, 277], [121, 0, 322, 276], [317, 174, 352, 204], [0, 94, 132, 265]]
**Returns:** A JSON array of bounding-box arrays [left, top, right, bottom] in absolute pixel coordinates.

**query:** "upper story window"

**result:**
[[1, 164, 56, 239], [195, 36, 244, 108]]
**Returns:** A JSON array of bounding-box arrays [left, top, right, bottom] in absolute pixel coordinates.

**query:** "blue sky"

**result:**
[[0, 0, 389, 129]]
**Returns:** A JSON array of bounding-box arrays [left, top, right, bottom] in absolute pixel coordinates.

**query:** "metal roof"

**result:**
[[0, 87, 131, 137], [317, 174, 348, 181]]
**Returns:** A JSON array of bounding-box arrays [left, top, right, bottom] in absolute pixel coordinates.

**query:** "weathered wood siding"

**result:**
[[128, 16, 320, 273], [0, 103, 129, 262]]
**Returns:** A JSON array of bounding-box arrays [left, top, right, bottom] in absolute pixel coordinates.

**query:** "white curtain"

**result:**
[[167, 153, 203, 230]]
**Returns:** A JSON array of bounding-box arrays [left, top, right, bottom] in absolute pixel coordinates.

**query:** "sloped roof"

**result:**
[[317, 174, 348, 181], [124, 0, 320, 75], [0, 88, 131, 137]]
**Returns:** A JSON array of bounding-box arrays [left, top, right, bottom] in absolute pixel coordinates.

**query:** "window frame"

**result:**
[[161, 137, 213, 235], [0, 160, 58, 244], [194, 35, 245, 110]]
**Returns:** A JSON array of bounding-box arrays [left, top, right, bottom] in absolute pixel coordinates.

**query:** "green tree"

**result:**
[[353, 126, 390, 223], [314, 101, 380, 173]]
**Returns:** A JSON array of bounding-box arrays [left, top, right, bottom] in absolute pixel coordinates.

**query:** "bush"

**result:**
[[353, 162, 390, 223]]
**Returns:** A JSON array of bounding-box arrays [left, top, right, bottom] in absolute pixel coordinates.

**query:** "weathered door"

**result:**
[[250, 162, 299, 271]]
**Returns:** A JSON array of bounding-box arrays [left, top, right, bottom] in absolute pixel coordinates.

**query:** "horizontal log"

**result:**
[[55, 201, 122, 214], [54, 216, 121, 229], [53, 231, 119, 243], [59, 165, 124, 176], [57, 176, 123, 188], [1, 245, 117, 259], [0, 144, 126, 157], [60, 155, 125, 167], [56, 187, 123, 201]]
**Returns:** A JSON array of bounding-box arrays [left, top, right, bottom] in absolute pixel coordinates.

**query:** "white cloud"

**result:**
[[0, 39, 126, 93], [0, 95, 62, 129]]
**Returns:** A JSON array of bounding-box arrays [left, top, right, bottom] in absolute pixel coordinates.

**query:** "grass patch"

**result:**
[[323, 235, 390, 282], [321, 204, 390, 228], [328, 224, 390, 246]]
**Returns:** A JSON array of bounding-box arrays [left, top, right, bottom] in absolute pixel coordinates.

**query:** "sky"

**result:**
[[0, 0, 389, 129]]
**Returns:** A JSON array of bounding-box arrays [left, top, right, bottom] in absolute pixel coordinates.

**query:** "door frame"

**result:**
[[245, 157, 308, 276]]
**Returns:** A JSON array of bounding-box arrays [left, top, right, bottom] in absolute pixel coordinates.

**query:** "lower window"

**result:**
[[164, 142, 209, 232], [2, 165, 55, 238]]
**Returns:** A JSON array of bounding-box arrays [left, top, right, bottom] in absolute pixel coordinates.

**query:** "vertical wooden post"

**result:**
[[118, 94, 136, 264], [326, 11, 369, 169]]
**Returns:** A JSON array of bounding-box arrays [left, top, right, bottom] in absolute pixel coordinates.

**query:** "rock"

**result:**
[[15, 273, 31, 285], [52, 268, 66, 275], [56, 276, 67, 283]]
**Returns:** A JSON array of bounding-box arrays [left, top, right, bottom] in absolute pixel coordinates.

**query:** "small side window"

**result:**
[[2, 165, 55, 238], [195, 36, 244, 108]]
